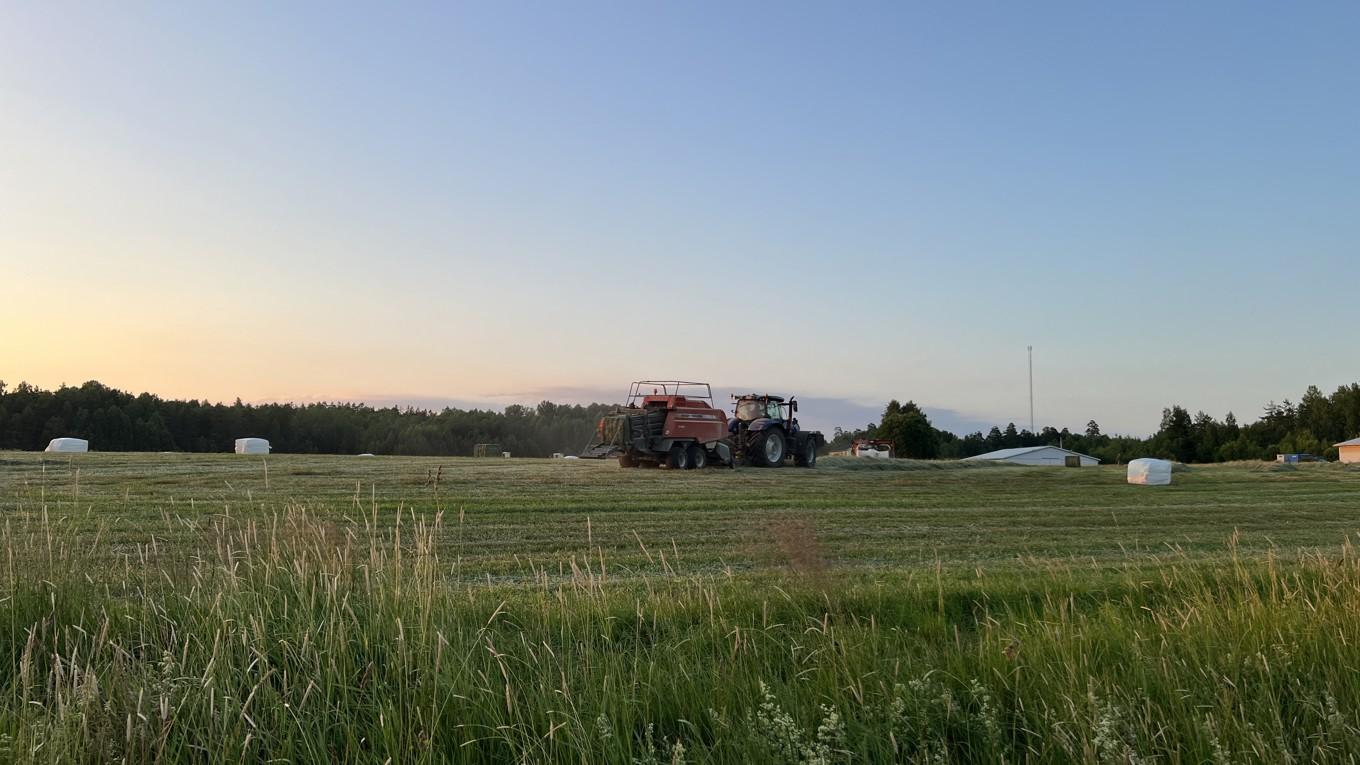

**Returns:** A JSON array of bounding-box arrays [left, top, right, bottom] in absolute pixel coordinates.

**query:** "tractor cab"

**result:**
[[731, 394, 799, 434]]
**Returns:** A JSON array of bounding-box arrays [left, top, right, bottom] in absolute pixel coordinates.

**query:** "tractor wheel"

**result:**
[[618, 453, 638, 468], [687, 444, 708, 470], [666, 445, 690, 470], [744, 443, 762, 467], [755, 429, 786, 467], [795, 440, 817, 468]]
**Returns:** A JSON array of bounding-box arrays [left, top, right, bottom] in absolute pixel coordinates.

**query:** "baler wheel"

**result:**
[[666, 445, 690, 470], [687, 444, 708, 470]]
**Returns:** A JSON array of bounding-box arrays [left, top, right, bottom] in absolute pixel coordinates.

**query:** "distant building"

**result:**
[[962, 445, 1099, 467], [1336, 438, 1360, 464], [45, 437, 89, 453]]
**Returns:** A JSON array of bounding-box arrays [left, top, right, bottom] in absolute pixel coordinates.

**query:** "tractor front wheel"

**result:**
[[666, 445, 690, 470], [755, 429, 786, 467]]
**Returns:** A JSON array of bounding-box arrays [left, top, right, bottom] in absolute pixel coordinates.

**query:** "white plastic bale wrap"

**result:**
[[1127, 458, 1173, 486], [45, 438, 89, 453], [234, 438, 271, 455]]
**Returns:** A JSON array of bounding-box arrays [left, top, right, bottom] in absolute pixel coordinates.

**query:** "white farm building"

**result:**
[[962, 446, 1099, 467]]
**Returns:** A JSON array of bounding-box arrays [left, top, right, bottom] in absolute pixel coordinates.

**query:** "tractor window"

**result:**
[[767, 402, 783, 419], [735, 400, 764, 421]]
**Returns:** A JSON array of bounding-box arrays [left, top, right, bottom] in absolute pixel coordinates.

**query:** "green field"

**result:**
[[3, 452, 1360, 763]]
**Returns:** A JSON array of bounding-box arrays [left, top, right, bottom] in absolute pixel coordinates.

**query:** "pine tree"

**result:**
[[1002, 423, 1020, 448]]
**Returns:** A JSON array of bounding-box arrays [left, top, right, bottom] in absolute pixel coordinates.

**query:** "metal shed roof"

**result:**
[[962, 445, 1099, 462]]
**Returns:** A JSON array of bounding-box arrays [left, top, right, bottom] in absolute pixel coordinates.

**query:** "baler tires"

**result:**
[[795, 440, 817, 468], [687, 444, 708, 470], [618, 453, 638, 468], [666, 445, 690, 470]]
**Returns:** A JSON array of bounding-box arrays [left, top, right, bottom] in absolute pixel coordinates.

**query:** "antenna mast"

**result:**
[[1028, 345, 1034, 434]]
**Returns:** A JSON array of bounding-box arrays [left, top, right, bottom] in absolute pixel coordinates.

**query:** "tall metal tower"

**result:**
[[1027, 345, 1034, 434]]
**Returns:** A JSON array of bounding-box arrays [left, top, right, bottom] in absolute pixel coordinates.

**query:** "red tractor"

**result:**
[[580, 381, 732, 469]]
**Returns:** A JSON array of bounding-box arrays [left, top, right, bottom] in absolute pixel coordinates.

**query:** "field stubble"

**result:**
[[2, 452, 1360, 763]]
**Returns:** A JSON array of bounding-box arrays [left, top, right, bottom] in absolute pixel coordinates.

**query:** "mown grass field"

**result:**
[[3, 452, 1360, 763]]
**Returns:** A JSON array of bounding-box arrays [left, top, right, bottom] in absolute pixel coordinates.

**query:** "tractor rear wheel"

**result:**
[[755, 429, 786, 467], [687, 444, 708, 470], [666, 444, 690, 470], [795, 440, 817, 468]]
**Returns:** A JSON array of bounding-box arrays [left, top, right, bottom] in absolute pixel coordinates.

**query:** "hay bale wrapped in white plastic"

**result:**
[[45, 438, 89, 453], [1127, 458, 1173, 486], [234, 438, 271, 455]]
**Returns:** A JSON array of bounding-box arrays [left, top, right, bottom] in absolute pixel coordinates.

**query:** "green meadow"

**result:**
[[3, 452, 1360, 763]]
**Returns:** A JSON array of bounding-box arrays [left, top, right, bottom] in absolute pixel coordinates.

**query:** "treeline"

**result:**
[[0, 381, 613, 457], [7, 379, 1360, 463], [828, 383, 1360, 464]]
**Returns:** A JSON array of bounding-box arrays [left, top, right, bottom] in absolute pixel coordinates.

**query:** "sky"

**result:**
[[2, 2, 1357, 436]]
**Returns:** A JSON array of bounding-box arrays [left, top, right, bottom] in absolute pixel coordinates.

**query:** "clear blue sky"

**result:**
[[2, 2, 1357, 435]]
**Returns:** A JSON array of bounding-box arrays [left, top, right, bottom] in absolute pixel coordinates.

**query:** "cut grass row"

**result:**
[[5, 454, 1360, 576], [2, 453, 1360, 762]]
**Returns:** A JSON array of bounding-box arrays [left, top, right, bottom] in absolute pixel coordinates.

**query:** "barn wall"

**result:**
[[1007, 448, 1098, 466], [1340, 445, 1360, 464]]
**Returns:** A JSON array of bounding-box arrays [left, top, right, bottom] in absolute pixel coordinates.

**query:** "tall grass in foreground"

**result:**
[[5, 507, 1360, 763]]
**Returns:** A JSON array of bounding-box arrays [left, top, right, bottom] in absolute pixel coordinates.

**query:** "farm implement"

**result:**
[[580, 380, 825, 469]]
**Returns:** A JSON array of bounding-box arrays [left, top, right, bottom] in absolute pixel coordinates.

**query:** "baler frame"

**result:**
[[624, 381, 715, 407]]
